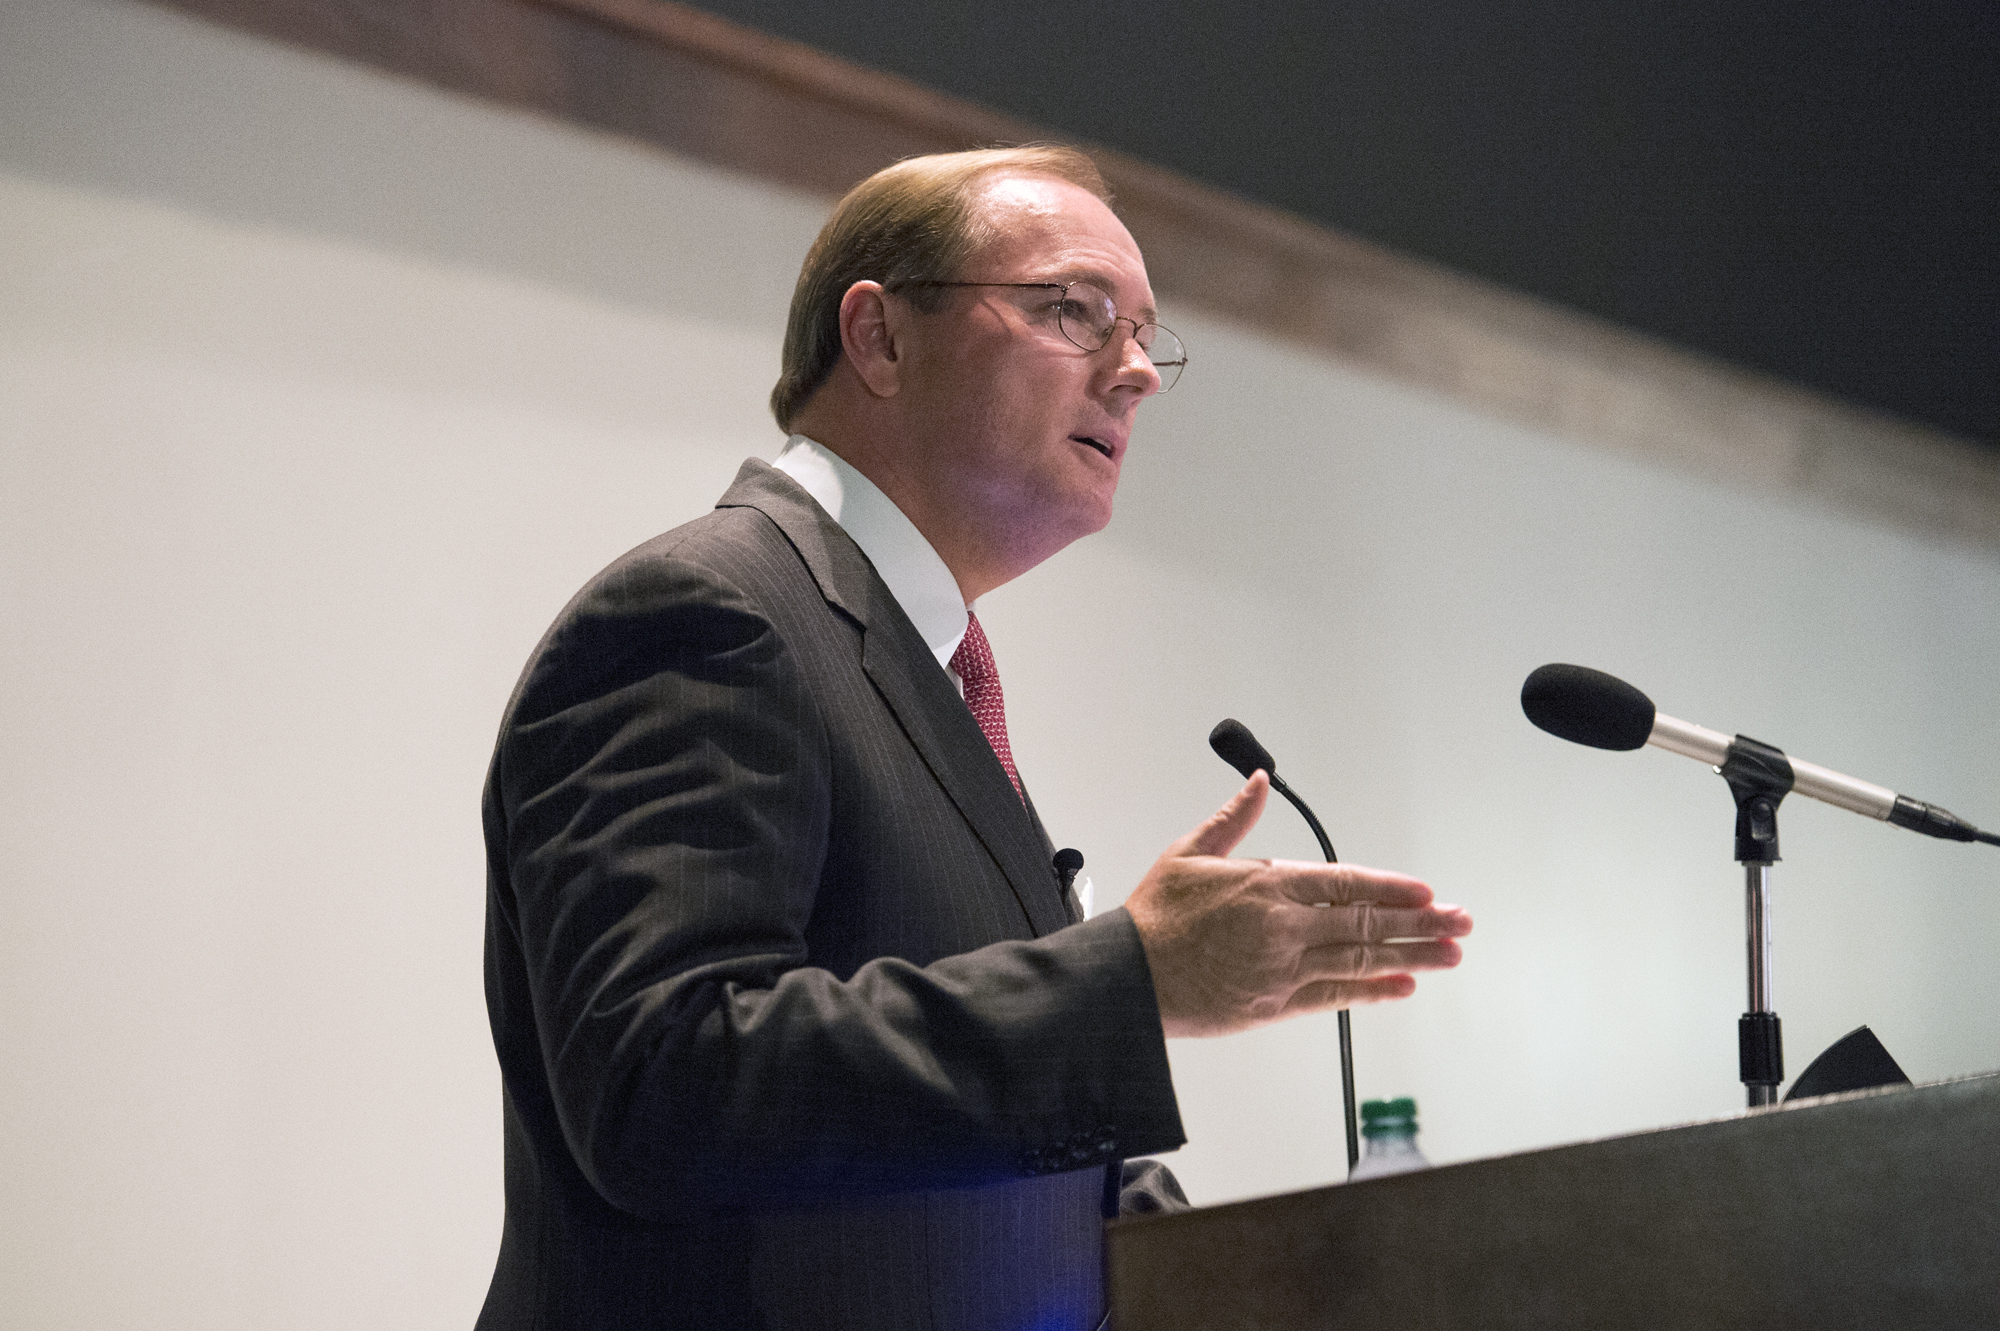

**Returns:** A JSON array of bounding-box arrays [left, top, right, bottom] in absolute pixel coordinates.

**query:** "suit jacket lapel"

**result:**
[[717, 461, 1071, 937]]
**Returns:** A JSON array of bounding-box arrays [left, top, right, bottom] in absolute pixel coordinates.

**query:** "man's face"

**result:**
[[894, 175, 1162, 575]]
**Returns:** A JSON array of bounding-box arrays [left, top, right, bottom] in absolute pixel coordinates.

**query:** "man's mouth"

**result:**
[[1072, 435, 1115, 460]]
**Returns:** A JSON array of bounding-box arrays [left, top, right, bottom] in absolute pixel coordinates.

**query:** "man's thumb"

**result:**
[[1179, 770, 1269, 859]]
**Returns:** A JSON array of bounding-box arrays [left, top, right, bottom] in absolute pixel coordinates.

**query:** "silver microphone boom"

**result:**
[[1524, 664, 1998, 846]]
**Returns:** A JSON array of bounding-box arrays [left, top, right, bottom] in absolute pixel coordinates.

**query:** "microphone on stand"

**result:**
[[1521, 662, 1995, 1107], [1208, 719, 1360, 1172], [1520, 663, 2000, 846]]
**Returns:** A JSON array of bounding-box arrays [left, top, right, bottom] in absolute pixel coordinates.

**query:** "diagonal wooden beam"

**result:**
[[139, 0, 2000, 546]]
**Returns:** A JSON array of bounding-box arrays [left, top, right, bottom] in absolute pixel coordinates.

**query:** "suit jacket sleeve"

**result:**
[[485, 515, 1185, 1219]]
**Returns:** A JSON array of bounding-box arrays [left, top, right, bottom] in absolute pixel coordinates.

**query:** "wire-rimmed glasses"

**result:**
[[892, 280, 1187, 391]]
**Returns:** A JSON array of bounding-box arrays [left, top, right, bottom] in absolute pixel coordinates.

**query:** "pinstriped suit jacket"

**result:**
[[477, 460, 1185, 1330]]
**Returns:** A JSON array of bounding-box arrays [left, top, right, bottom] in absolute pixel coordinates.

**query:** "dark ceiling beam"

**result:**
[[142, 0, 1999, 548]]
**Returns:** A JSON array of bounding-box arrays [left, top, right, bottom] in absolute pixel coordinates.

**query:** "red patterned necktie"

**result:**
[[949, 611, 1022, 800]]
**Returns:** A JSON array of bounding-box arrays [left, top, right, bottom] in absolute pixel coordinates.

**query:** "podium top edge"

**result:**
[[1113, 1067, 2000, 1227]]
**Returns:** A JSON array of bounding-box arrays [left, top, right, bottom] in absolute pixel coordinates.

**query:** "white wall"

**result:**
[[4, 2, 1996, 1326]]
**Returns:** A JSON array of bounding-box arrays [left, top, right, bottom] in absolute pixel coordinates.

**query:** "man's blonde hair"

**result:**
[[769, 145, 1111, 432]]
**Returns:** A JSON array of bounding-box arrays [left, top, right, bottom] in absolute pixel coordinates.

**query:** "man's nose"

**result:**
[[1107, 320, 1162, 395]]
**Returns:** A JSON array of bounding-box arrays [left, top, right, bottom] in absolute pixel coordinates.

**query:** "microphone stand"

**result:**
[[1268, 773, 1361, 1172], [1720, 738, 1790, 1107]]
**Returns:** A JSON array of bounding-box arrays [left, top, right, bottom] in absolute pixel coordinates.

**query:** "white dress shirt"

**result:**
[[772, 434, 968, 676], [770, 436, 1093, 916]]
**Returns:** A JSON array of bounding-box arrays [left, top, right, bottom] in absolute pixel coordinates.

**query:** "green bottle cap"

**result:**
[[1360, 1097, 1418, 1136]]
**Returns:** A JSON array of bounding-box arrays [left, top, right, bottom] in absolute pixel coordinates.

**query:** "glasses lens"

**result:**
[[1051, 283, 1186, 391], [1146, 325, 1186, 392], [1055, 283, 1118, 351]]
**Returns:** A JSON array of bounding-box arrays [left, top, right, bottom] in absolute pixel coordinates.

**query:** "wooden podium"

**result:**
[[1108, 1072, 2000, 1329]]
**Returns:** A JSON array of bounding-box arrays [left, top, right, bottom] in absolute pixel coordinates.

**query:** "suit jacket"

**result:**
[[477, 460, 1185, 1330]]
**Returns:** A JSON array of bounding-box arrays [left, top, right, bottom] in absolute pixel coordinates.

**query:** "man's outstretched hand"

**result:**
[[1125, 771, 1472, 1038]]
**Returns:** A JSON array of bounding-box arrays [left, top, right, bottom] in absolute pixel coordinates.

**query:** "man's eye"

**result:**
[[1028, 296, 1078, 326], [1056, 299, 1110, 339]]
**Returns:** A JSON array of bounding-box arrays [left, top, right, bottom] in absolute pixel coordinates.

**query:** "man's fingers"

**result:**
[[1136, 816, 1474, 1038], [1299, 936, 1466, 978], [1281, 974, 1419, 1017], [1292, 901, 1474, 948], [1175, 770, 1270, 859], [1269, 859, 1436, 908]]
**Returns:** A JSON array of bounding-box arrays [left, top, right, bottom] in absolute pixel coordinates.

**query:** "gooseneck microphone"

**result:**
[[1208, 719, 1359, 1171], [1521, 663, 2000, 846], [1209, 719, 1337, 861], [1208, 718, 1277, 781]]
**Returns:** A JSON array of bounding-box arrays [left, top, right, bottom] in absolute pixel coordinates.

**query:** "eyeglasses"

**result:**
[[892, 280, 1187, 392]]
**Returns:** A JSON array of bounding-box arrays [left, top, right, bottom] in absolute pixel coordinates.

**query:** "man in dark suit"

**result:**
[[477, 146, 1471, 1330]]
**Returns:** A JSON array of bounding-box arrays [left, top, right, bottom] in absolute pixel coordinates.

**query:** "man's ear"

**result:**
[[838, 281, 904, 399]]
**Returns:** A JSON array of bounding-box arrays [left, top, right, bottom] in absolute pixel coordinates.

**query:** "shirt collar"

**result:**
[[772, 435, 968, 671]]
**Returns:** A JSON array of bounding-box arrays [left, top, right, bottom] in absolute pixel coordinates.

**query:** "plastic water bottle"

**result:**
[[1348, 1097, 1431, 1181]]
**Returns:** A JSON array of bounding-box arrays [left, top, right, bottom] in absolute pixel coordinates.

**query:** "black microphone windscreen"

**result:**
[[1209, 718, 1277, 778], [1521, 664, 1657, 751], [1052, 848, 1084, 876]]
